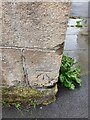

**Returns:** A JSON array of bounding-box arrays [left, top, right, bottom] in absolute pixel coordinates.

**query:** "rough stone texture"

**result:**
[[0, 51, 1, 86], [23, 49, 62, 88], [1, 48, 24, 86], [2, 84, 58, 106], [2, 2, 69, 49], [1, 2, 70, 105]]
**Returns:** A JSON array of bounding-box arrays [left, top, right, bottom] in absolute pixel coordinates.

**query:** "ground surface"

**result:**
[[2, 2, 89, 119]]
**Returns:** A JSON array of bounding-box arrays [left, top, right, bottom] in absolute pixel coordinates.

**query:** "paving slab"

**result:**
[[68, 18, 83, 26], [70, 2, 88, 18], [66, 27, 81, 35], [64, 32, 88, 50]]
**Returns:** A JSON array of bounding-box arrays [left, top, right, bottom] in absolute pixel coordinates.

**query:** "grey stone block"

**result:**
[[2, 2, 70, 49], [23, 49, 62, 88], [1, 48, 24, 86], [1, 2, 70, 105]]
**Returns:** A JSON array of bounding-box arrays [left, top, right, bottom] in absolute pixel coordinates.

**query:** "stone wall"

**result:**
[[1, 2, 70, 105]]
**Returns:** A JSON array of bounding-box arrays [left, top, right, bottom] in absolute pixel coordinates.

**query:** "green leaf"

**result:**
[[63, 79, 75, 90], [75, 78, 82, 86], [70, 84, 75, 90], [15, 103, 21, 108], [60, 74, 66, 83]]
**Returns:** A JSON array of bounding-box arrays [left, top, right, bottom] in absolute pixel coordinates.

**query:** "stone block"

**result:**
[[1, 1, 70, 105], [0, 49, 2, 86], [23, 49, 62, 88], [1, 48, 24, 86], [2, 2, 70, 49]]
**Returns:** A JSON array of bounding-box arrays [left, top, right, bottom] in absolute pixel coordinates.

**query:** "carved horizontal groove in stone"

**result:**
[[0, 43, 64, 54], [0, 46, 55, 53]]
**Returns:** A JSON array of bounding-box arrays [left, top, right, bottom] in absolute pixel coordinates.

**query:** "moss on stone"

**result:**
[[2, 85, 58, 107], [69, 16, 82, 19]]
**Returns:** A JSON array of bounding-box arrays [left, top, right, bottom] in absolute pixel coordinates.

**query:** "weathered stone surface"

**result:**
[[2, 84, 58, 106], [0, 49, 2, 86], [2, 2, 70, 49], [1, 48, 24, 86], [1, 2, 70, 105], [23, 49, 62, 88]]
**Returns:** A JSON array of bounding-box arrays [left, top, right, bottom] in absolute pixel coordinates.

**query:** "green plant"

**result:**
[[15, 103, 21, 109], [59, 54, 82, 90], [69, 16, 82, 19], [14, 103, 24, 116], [75, 21, 82, 27]]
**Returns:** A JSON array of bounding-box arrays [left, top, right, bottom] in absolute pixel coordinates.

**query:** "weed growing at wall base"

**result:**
[[59, 54, 82, 90]]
